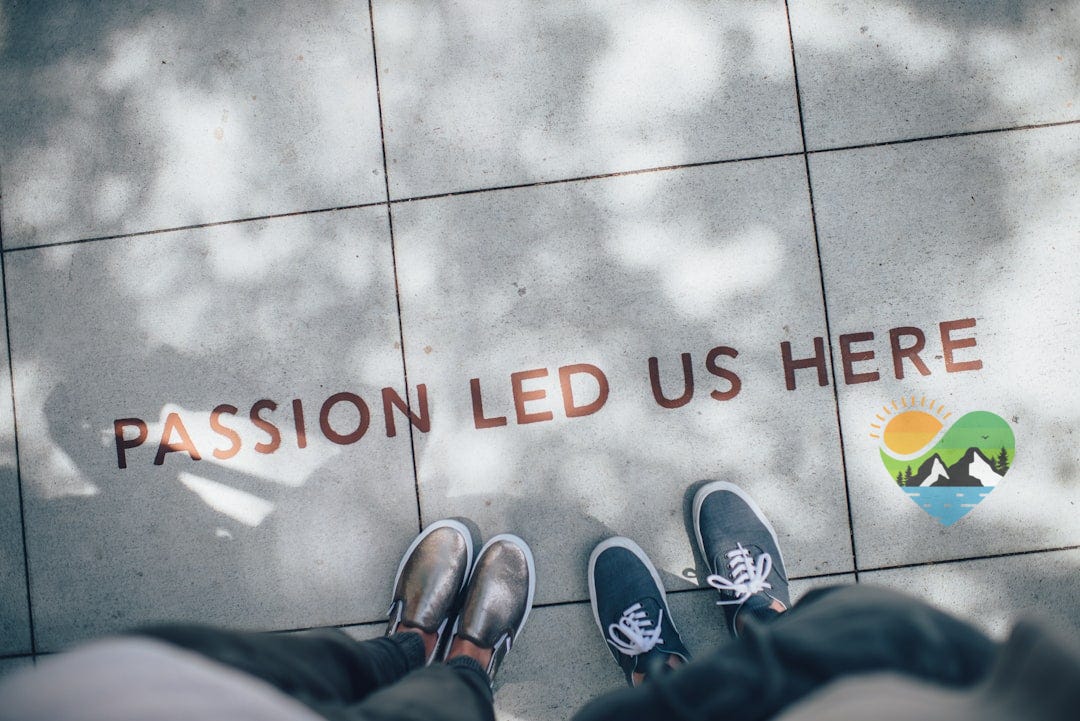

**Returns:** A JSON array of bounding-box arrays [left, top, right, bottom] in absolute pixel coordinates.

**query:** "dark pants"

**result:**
[[141, 585, 996, 721], [573, 584, 997, 721], [137, 625, 494, 721]]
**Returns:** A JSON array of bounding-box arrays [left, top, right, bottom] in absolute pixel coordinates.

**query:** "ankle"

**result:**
[[735, 598, 787, 634], [631, 654, 684, 686], [446, 636, 493, 669], [402, 625, 439, 660]]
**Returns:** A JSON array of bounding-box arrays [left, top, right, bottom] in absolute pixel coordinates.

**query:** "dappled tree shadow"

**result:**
[[0, 2, 1075, 684]]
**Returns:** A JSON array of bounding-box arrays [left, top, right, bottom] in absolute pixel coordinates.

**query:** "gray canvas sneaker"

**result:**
[[447, 534, 535, 685], [693, 481, 790, 637], [386, 519, 474, 664], [589, 537, 691, 686]]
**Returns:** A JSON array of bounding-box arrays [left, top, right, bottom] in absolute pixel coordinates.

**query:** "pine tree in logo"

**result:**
[[994, 446, 1011, 475], [904, 465, 913, 486], [896, 470, 904, 487]]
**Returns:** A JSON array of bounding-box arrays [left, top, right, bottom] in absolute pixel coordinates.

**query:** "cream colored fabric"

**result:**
[[772, 674, 985, 721], [774, 619, 1080, 721], [0, 638, 323, 721]]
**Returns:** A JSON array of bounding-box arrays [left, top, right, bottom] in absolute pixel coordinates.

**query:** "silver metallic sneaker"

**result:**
[[386, 519, 474, 664], [447, 534, 535, 685]]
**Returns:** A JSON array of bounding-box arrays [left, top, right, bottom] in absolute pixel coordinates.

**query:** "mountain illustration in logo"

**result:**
[[909, 447, 1003, 488], [871, 399, 1015, 526]]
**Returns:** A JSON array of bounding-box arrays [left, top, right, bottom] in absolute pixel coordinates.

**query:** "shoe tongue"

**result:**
[[636, 596, 662, 617], [717, 543, 768, 575], [737, 542, 767, 559], [623, 598, 669, 676], [624, 596, 664, 632]]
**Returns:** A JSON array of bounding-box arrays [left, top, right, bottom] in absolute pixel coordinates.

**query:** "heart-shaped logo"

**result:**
[[871, 398, 1015, 525]]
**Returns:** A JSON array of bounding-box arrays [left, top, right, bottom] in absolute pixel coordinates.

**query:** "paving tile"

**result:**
[[493, 602, 612, 721], [373, 0, 802, 199], [5, 208, 419, 651], [0, 1, 385, 248], [0, 655, 34, 680], [338, 620, 384, 643], [863, 549, 1080, 638], [496, 575, 855, 721], [789, 1, 1080, 149], [0, 289, 31, 657], [810, 124, 1080, 569], [395, 158, 853, 607]]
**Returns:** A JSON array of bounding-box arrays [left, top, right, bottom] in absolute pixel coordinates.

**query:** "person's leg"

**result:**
[[573, 583, 996, 721], [133, 624, 497, 721], [328, 649, 495, 721], [585, 481, 791, 694], [588, 537, 692, 687], [578, 482, 995, 721], [141, 519, 476, 716], [137, 624, 427, 709], [693, 481, 791, 637], [443, 534, 535, 684], [335, 534, 536, 721]]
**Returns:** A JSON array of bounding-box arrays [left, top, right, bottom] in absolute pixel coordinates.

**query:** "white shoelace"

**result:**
[[706, 543, 773, 606], [607, 602, 664, 656]]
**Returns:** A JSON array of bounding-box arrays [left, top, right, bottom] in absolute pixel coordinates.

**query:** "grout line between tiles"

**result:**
[[368, 0, 423, 534], [784, 0, 859, 581], [806, 117, 1080, 156], [858, 544, 1080, 576], [259, 543, 1080, 633], [0, 180, 37, 655], [384, 116, 1080, 206], [385, 151, 805, 205], [2, 201, 388, 254], [4, 119, 1077, 256]]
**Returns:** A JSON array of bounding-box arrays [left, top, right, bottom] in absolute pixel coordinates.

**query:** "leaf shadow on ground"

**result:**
[[0, 2, 1075, 685]]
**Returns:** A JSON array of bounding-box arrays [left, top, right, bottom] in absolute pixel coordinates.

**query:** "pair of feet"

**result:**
[[589, 481, 790, 686], [385, 523, 535, 685], [385, 482, 784, 687]]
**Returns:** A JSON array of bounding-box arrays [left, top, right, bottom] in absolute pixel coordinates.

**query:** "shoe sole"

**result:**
[[587, 536, 681, 637], [390, 519, 475, 607], [692, 481, 786, 575], [459, 533, 537, 642]]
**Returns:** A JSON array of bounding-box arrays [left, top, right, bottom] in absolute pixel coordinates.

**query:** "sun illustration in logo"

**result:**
[[872, 397, 1015, 527], [870, 396, 949, 456]]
